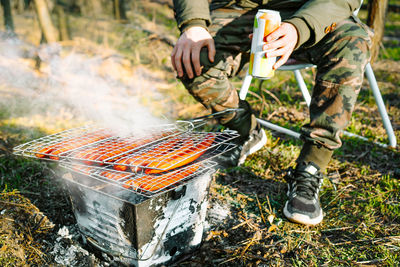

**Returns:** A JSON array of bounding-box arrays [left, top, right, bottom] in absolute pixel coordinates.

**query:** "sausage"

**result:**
[[35, 145, 56, 158], [112, 137, 181, 172], [77, 132, 174, 166], [142, 137, 195, 172], [71, 146, 102, 165], [48, 130, 111, 160], [100, 170, 133, 181], [123, 163, 200, 192], [145, 134, 214, 174]]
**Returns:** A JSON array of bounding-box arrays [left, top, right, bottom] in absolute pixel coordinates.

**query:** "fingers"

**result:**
[[170, 46, 177, 71], [191, 46, 201, 76], [182, 46, 194, 78], [262, 23, 298, 70], [171, 27, 215, 79], [273, 52, 290, 70], [206, 39, 215, 63], [173, 46, 184, 77], [264, 29, 282, 43], [262, 38, 286, 53]]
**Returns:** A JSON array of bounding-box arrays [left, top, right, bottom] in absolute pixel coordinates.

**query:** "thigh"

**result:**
[[308, 17, 372, 84], [196, 7, 256, 78]]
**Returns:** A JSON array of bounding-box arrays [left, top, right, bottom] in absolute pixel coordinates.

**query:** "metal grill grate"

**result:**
[[14, 122, 239, 196], [13, 123, 191, 160], [13, 125, 239, 172], [60, 160, 217, 197]]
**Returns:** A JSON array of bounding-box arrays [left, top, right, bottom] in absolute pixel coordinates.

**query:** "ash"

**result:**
[[207, 202, 230, 225], [49, 225, 106, 266]]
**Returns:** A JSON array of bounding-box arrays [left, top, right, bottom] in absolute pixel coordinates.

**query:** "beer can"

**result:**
[[249, 9, 281, 79]]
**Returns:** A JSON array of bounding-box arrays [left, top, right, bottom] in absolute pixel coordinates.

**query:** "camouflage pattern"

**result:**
[[178, 7, 371, 150]]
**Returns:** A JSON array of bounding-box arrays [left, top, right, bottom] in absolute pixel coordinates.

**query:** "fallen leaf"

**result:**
[[267, 214, 275, 224], [268, 224, 277, 232]]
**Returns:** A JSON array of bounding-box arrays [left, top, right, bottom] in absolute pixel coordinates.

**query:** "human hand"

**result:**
[[262, 22, 298, 70], [171, 26, 216, 79]]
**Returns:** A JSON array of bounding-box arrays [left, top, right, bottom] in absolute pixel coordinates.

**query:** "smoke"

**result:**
[[0, 33, 168, 136]]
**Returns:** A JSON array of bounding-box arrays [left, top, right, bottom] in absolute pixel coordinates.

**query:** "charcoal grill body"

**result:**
[[62, 170, 212, 266]]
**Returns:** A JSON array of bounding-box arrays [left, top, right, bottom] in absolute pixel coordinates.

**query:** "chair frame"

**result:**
[[239, 62, 397, 148]]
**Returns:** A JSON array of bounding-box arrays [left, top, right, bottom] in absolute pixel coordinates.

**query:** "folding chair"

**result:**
[[239, 0, 397, 148], [239, 58, 397, 148]]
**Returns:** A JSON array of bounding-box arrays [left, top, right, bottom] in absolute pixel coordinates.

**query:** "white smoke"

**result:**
[[0, 33, 168, 136]]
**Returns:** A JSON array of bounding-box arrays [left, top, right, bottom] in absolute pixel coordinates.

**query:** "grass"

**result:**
[[1, 1, 399, 266]]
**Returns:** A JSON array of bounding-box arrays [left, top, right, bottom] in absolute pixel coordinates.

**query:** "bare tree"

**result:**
[[113, 0, 128, 22], [1, 0, 14, 31], [55, 3, 70, 41], [367, 0, 389, 63], [33, 0, 58, 43], [76, 0, 103, 17]]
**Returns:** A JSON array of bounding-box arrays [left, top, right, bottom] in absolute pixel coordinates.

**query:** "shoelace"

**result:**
[[285, 167, 323, 200]]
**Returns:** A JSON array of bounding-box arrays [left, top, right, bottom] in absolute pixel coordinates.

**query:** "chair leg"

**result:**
[[239, 72, 253, 100], [239, 72, 301, 138], [293, 69, 311, 107], [365, 63, 397, 147], [239, 65, 397, 148]]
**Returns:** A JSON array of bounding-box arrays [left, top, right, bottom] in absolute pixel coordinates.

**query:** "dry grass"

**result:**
[[0, 1, 399, 266]]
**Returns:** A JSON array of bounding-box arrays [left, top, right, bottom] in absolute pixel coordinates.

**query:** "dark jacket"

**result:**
[[173, 0, 362, 49]]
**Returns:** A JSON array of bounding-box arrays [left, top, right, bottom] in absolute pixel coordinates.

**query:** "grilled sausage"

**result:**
[[145, 134, 214, 174], [113, 137, 181, 172], [100, 170, 133, 181], [123, 163, 200, 192], [48, 131, 111, 160]]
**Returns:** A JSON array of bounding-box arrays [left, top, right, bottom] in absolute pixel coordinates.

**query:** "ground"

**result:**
[[0, 1, 399, 266]]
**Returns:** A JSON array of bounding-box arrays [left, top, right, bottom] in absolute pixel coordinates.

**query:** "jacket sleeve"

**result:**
[[284, 0, 362, 49], [173, 0, 211, 32]]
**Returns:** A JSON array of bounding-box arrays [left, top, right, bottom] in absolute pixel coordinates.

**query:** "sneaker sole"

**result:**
[[283, 202, 323, 226], [238, 129, 267, 165]]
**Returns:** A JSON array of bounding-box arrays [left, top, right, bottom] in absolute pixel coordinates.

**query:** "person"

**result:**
[[170, 0, 372, 226]]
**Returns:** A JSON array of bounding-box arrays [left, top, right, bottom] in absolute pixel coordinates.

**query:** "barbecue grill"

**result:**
[[13, 120, 239, 266]]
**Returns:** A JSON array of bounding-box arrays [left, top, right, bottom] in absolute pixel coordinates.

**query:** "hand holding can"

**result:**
[[249, 10, 281, 79]]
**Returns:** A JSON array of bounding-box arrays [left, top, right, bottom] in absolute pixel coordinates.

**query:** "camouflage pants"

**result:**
[[179, 7, 371, 150]]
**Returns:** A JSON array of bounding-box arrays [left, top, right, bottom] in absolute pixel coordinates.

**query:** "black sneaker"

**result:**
[[216, 100, 267, 167], [283, 162, 324, 225], [216, 123, 267, 167]]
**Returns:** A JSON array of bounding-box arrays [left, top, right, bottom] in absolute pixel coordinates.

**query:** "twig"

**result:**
[[332, 236, 399, 246], [262, 87, 282, 106], [266, 195, 273, 214], [248, 90, 263, 102], [240, 231, 260, 258], [258, 81, 266, 117], [0, 200, 29, 208], [229, 220, 248, 231], [266, 110, 278, 120], [20, 191, 41, 196], [321, 226, 353, 233], [356, 258, 385, 264], [241, 253, 270, 262], [217, 255, 239, 265], [256, 195, 266, 225]]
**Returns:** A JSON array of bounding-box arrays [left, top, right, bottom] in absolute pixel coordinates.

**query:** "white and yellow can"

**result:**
[[249, 10, 281, 79]]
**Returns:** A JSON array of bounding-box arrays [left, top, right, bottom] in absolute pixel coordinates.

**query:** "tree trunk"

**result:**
[[55, 4, 70, 41], [17, 0, 25, 13], [113, 0, 127, 22], [1, 0, 14, 31], [75, 0, 103, 17], [367, 0, 388, 63], [89, 0, 103, 16], [33, 0, 58, 43]]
